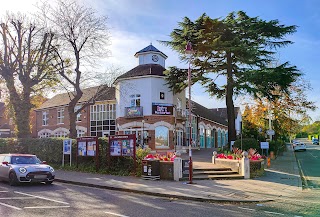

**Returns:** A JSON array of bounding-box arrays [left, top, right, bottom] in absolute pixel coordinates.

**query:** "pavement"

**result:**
[[54, 144, 302, 203]]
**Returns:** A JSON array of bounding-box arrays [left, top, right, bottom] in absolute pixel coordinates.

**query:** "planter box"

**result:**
[[214, 158, 240, 172], [249, 159, 265, 173]]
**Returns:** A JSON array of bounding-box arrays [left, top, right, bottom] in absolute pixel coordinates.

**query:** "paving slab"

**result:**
[[55, 144, 302, 203]]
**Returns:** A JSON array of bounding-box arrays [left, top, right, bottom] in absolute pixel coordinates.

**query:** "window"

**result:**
[[42, 111, 49, 126], [39, 132, 51, 138], [57, 108, 64, 124], [54, 131, 68, 137], [177, 98, 182, 109], [176, 130, 183, 146], [130, 94, 141, 107], [90, 103, 116, 137], [75, 105, 82, 122], [155, 126, 169, 148], [77, 129, 85, 138]]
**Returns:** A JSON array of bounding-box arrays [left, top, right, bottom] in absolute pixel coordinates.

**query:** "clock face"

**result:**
[[152, 55, 159, 62]]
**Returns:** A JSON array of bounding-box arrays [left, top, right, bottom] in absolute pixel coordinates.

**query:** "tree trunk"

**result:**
[[226, 51, 236, 146], [4, 73, 32, 138], [15, 101, 32, 138], [68, 106, 77, 139]]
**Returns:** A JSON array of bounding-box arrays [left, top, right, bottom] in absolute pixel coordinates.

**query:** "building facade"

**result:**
[[35, 44, 230, 151]]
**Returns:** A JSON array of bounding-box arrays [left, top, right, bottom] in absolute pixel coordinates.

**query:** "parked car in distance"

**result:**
[[312, 138, 319, 145], [292, 142, 307, 152], [0, 154, 55, 186]]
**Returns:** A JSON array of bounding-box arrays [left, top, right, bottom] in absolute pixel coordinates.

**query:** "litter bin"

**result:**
[[141, 159, 160, 180], [159, 161, 174, 180]]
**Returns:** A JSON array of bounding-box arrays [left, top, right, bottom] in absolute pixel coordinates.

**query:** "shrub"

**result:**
[[233, 138, 260, 152]]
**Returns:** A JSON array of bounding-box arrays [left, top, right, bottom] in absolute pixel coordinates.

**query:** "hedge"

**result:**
[[0, 138, 150, 176]]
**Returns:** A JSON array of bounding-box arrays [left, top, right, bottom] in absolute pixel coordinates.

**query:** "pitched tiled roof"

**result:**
[[0, 123, 10, 129], [188, 100, 228, 126], [39, 86, 115, 109], [134, 44, 167, 58], [209, 107, 240, 119], [115, 64, 166, 81]]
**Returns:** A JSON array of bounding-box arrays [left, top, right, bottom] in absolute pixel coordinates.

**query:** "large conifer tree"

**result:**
[[161, 11, 301, 145]]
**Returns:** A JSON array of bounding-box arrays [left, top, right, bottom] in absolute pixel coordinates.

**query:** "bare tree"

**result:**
[[0, 13, 59, 138], [39, 0, 111, 138]]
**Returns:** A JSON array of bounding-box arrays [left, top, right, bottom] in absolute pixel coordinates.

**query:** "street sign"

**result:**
[[266, 130, 275, 136], [260, 142, 269, 149]]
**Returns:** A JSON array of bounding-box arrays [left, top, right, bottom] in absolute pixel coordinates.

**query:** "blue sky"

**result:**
[[2, 0, 320, 120]]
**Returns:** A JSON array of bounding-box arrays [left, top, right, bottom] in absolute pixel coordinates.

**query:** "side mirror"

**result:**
[[2, 161, 8, 165], [42, 161, 47, 164]]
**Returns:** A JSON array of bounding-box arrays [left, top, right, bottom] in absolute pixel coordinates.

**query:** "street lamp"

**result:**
[[142, 119, 145, 148], [185, 41, 194, 184]]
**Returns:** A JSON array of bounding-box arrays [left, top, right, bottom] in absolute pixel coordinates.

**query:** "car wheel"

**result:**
[[45, 181, 53, 185], [9, 172, 18, 186]]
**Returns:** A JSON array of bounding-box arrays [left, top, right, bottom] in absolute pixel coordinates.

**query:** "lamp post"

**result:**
[[185, 41, 194, 184], [142, 119, 145, 148], [182, 121, 185, 146]]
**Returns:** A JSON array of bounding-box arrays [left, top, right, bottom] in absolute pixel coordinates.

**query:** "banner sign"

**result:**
[[152, 103, 173, 115], [125, 106, 143, 118]]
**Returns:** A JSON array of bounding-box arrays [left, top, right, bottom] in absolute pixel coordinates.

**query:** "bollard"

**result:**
[[267, 157, 271, 167]]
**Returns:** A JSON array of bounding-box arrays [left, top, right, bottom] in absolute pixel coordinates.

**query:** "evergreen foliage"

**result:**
[[161, 11, 301, 145]]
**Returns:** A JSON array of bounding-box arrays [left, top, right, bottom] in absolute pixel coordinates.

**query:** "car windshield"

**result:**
[[10, 156, 41, 164]]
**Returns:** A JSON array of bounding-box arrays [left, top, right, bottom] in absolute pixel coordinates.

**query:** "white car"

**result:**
[[292, 142, 306, 152], [0, 154, 55, 186]]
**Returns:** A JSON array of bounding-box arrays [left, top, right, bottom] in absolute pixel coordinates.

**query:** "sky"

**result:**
[[1, 0, 320, 120]]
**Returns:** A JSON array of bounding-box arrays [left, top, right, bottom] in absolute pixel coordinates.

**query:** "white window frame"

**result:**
[[130, 94, 141, 107], [42, 111, 49, 126], [75, 105, 82, 122], [57, 108, 64, 124], [77, 129, 85, 138], [39, 132, 51, 138], [54, 131, 67, 138]]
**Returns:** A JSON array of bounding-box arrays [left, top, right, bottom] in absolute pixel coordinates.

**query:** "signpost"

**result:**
[[266, 130, 275, 136], [62, 139, 72, 167], [260, 141, 269, 156]]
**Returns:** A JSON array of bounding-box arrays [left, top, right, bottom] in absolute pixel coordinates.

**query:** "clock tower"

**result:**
[[134, 43, 167, 68]]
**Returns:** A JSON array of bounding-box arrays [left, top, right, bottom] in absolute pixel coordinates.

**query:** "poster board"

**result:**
[[62, 139, 72, 167], [109, 134, 136, 174], [109, 134, 136, 157], [76, 137, 99, 170]]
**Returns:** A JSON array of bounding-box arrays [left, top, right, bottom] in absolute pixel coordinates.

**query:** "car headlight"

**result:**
[[48, 166, 54, 173], [19, 167, 27, 173]]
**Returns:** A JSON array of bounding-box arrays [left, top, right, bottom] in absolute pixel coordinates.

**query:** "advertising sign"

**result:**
[[152, 103, 173, 115], [125, 106, 143, 118]]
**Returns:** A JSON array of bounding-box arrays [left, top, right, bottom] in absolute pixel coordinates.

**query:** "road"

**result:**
[[0, 181, 306, 217], [294, 140, 320, 189]]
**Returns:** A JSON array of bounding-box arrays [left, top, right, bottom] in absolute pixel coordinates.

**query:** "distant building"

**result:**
[[35, 44, 230, 151], [0, 102, 14, 138], [209, 107, 242, 136]]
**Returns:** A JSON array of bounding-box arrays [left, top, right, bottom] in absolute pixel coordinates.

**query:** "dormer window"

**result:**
[[130, 94, 141, 107]]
